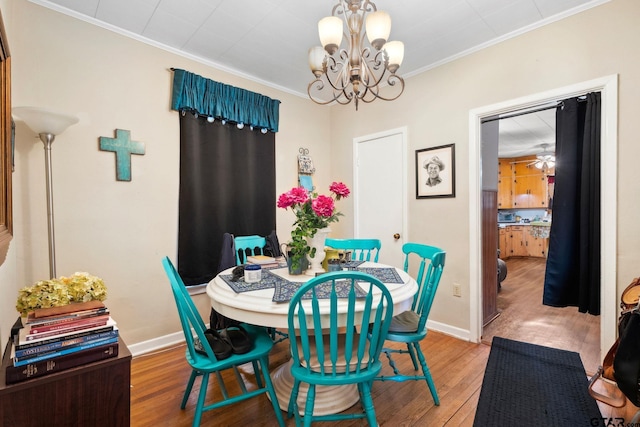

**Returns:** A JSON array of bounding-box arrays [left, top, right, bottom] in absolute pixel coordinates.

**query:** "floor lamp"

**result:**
[[13, 107, 79, 279]]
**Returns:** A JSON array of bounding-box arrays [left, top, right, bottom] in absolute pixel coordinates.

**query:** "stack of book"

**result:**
[[6, 300, 119, 384], [246, 254, 286, 269]]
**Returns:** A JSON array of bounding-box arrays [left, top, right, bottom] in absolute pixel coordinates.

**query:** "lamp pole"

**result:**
[[13, 106, 78, 279], [39, 132, 57, 279]]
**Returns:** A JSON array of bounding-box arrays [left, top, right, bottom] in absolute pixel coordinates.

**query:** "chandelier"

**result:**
[[307, 0, 405, 110]]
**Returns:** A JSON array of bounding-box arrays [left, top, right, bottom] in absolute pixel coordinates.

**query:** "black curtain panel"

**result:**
[[177, 113, 276, 285], [543, 93, 601, 314]]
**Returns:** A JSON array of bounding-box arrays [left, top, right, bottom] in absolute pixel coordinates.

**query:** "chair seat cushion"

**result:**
[[295, 333, 371, 373], [388, 310, 420, 333]]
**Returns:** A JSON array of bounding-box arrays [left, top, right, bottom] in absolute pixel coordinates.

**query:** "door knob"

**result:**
[[393, 233, 400, 240]]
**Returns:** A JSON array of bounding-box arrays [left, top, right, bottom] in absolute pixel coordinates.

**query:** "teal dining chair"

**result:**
[[324, 238, 381, 262], [234, 235, 267, 265], [162, 256, 285, 427], [373, 243, 446, 405], [287, 271, 394, 426]]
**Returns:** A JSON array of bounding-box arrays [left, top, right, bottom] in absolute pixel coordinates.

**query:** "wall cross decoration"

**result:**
[[99, 129, 145, 181]]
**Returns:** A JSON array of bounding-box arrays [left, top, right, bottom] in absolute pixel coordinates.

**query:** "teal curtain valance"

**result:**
[[171, 68, 280, 133]]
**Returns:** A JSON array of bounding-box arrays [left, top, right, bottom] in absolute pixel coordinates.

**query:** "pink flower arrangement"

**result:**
[[277, 182, 350, 229], [277, 182, 350, 269]]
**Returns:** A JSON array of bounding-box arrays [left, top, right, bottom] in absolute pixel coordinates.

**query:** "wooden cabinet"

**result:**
[[498, 156, 551, 208], [512, 156, 549, 208], [501, 225, 548, 258], [497, 159, 513, 208], [525, 231, 547, 257], [0, 338, 131, 426], [508, 226, 527, 257], [498, 227, 508, 258]]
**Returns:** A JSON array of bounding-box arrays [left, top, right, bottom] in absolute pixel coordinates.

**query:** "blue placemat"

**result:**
[[273, 279, 367, 303], [356, 267, 404, 283], [219, 269, 295, 293]]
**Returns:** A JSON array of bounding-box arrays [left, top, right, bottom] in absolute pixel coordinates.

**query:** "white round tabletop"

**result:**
[[207, 262, 418, 329]]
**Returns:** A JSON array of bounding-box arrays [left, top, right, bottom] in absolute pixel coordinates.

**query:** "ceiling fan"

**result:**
[[529, 143, 556, 170]]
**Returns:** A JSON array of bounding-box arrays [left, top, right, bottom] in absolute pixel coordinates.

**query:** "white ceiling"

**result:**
[[498, 107, 556, 158], [32, 0, 600, 155]]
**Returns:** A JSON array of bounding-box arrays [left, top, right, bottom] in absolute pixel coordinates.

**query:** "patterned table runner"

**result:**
[[219, 269, 291, 293], [273, 279, 367, 303], [356, 267, 404, 284]]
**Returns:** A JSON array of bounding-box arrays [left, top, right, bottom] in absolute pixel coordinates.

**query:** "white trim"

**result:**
[[126, 330, 185, 357], [29, 0, 301, 98], [353, 127, 408, 254], [468, 75, 618, 359], [31, 0, 611, 100], [427, 320, 471, 343]]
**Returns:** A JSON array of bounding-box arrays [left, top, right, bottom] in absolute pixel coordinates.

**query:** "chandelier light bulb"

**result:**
[[308, 46, 326, 77], [207, 116, 215, 123], [383, 40, 404, 72], [237, 123, 244, 129], [366, 10, 391, 50], [318, 16, 343, 54], [261, 128, 268, 134], [221, 119, 226, 125]]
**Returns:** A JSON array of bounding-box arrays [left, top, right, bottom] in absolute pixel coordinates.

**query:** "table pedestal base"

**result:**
[[271, 360, 359, 415]]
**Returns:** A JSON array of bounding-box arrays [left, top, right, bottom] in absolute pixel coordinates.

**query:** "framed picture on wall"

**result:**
[[416, 144, 456, 199]]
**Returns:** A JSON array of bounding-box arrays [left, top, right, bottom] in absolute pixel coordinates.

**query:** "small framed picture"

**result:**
[[416, 144, 456, 199]]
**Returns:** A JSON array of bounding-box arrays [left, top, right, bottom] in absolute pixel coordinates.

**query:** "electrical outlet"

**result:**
[[453, 283, 462, 297]]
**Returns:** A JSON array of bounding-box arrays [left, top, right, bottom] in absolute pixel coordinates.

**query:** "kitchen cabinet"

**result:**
[[508, 225, 528, 257], [497, 159, 513, 208], [498, 227, 508, 258], [512, 156, 549, 208], [525, 231, 547, 258], [501, 225, 548, 258]]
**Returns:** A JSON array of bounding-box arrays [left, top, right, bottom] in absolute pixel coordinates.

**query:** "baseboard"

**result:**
[[427, 319, 471, 342], [126, 331, 185, 357], [127, 320, 471, 357]]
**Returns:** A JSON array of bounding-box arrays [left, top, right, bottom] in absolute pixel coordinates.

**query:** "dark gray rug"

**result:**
[[473, 337, 601, 426]]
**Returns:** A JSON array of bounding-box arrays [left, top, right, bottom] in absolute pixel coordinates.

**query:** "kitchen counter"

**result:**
[[498, 221, 551, 228], [530, 221, 551, 227]]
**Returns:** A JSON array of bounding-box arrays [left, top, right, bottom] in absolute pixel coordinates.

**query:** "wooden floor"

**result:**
[[482, 257, 601, 372], [131, 333, 490, 426], [129, 258, 640, 425]]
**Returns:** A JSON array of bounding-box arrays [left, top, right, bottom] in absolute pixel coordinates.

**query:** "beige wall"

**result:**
[[330, 0, 640, 332], [1, 0, 638, 348], [4, 0, 331, 346], [0, 0, 16, 346]]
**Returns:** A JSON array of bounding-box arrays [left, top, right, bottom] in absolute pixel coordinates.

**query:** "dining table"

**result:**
[[207, 261, 418, 415]]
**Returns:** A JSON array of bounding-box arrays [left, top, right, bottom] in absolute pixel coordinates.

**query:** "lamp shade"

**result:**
[[384, 40, 404, 71], [308, 46, 326, 77], [318, 16, 343, 54], [366, 10, 391, 50], [13, 106, 78, 136]]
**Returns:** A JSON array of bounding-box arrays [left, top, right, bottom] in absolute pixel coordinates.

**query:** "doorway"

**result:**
[[468, 75, 618, 358], [481, 104, 601, 368]]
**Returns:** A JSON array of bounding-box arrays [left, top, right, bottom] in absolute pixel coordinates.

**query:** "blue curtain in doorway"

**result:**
[[543, 93, 601, 315]]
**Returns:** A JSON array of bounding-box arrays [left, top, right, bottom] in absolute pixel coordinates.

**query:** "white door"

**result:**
[[354, 128, 407, 268]]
